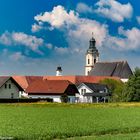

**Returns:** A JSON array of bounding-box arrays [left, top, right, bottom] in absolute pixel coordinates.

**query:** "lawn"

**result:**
[[0, 103, 140, 140]]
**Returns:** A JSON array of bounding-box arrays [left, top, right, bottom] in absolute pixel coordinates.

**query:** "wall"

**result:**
[[77, 84, 92, 103], [28, 95, 76, 103], [0, 79, 20, 99]]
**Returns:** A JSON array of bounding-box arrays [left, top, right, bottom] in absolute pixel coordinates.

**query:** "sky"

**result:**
[[0, 0, 140, 76]]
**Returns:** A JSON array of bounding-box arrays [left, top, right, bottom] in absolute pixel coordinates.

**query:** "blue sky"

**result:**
[[0, 0, 140, 75]]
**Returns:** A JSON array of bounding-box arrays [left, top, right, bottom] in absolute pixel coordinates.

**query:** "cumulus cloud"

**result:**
[[34, 5, 78, 29], [76, 3, 93, 14], [33, 5, 108, 55], [106, 27, 140, 50], [31, 23, 42, 32], [95, 0, 133, 22], [0, 31, 44, 54]]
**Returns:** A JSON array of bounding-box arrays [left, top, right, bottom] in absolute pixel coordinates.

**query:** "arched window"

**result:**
[[88, 59, 90, 64], [94, 59, 96, 64]]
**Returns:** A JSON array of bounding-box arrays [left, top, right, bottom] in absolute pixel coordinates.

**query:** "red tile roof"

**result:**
[[43, 76, 120, 84], [12, 76, 43, 90], [12, 75, 120, 92], [26, 80, 73, 95], [12, 76, 28, 89]]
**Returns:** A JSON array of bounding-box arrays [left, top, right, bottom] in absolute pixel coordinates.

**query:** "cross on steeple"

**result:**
[[92, 32, 94, 37]]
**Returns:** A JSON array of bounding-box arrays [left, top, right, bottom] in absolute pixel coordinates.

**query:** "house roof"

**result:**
[[0, 76, 24, 90], [89, 61, 133, 79], [0, 76, 11, 88], [26, 80, 73, 95], [44, 76, 120, 84], [12, 76, 43, 89], [81, 82, 108, 92]]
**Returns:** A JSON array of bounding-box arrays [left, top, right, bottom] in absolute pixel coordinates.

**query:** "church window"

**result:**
[[94, 59, 96, 64], [88, 59, 90, 64]]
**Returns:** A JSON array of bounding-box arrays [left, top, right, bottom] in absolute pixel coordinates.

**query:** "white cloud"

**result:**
[[31, 23, 42, 32], [136, 16, 140, 25], [33, 5, 108, 55], [34, 5, 78, 28], [76, 3, 93, 14], [10, 52, 25, 61], [54, 47, 69, 54], [106, 27, 140, 50], [46, 43, 53, 49], [95, 0, 133, 22], [0, 31, 44, 54]]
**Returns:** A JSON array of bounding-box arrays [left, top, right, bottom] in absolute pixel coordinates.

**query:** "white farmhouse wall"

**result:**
[[28, 95, 61, 102], [0, 79, 20, 99], [28, 95, 76, 103], [77, 84, 93, 103], [78, 84, 92, 95]]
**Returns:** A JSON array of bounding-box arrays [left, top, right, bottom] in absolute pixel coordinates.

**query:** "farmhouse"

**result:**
[[0, 77, 24, 99], [26, 79, 79, 103], [76, 82, 109, 103]]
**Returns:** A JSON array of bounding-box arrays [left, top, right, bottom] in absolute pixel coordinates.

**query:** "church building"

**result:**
[[85, 35, 133, 82]]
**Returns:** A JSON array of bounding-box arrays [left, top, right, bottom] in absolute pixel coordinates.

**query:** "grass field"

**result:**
[[0, 103, 140, 140]]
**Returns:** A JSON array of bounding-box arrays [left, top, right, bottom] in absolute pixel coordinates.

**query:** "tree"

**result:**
[[60, 94, 68, 103], [100, 79, 125, 102], [122, 67, 140, 102]]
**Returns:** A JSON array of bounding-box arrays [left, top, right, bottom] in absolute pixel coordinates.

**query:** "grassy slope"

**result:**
[[0, 103, 140, 139]]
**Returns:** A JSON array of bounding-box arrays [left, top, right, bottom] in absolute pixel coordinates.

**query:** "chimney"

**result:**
[[56, 66, 62, 76]]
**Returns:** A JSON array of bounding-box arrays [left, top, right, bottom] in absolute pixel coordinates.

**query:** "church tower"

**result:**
[[85, 35, 99, 75]]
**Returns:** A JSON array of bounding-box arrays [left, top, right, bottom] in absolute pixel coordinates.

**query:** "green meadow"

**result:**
[[0, 103, 140, 140]]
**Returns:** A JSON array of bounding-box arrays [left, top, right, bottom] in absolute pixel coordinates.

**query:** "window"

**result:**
[[5, 84, 7, 89], [81, 89, 84, 95], [94, 59, 96, 64], [11, 93, 14, 99], [9, 84, 11, 89], [84, 89, 86, 94], [81, 89, 86, 95], [88, 59, 90, 64]]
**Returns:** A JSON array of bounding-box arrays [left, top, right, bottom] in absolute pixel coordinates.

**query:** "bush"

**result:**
[[100, 79, 125, 102], [60, 94, 68, 103]]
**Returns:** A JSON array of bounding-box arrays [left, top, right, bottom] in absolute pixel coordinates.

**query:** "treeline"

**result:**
[[100, 67, 140, 102]]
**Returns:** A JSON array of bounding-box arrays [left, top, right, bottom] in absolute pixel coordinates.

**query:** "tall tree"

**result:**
[[100, 79, 125, 102], [123, 67, 140, 102]]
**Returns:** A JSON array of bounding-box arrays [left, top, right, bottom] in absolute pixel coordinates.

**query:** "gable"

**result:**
[[0, 76, 24, 91], [77, 83, 94, 93]]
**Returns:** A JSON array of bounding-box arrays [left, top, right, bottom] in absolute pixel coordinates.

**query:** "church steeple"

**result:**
[[85, 34, 99, 76], [89, 33, 96, 49]]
